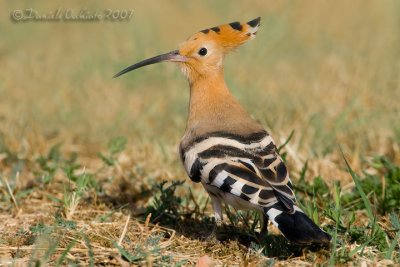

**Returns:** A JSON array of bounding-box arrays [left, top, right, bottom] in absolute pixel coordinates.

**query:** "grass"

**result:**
[[1, 0, 400, 266], [0, 136, 398, 265]]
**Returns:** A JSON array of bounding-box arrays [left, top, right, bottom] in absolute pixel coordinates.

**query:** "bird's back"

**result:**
[[179, 126, 296, 210]]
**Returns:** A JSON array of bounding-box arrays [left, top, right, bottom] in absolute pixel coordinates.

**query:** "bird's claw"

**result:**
[[205, 219, 223, 242]]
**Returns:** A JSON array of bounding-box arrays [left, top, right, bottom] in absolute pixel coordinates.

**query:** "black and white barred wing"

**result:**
[[180, 131, 332, 244], [180, 131, 296, 211]]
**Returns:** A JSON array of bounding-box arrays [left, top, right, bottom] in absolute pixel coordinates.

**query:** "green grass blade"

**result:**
[[340, 150, 374, 221], [43, 238, 60, 264], [277, 129, 295, 153], [386, 213, 400, 259], [329, 181, 341, 267], [114, 242, 140, 263], [56, 239, 76, 266], [349, 237, 373, 257], [385, 230, 400, 259], [81, 233, 94, 267], [329, 228, 338, 267]]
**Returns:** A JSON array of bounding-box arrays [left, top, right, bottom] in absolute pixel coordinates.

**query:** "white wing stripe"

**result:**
[[184, 135, 273, 173], [267, 208, 283, 227]]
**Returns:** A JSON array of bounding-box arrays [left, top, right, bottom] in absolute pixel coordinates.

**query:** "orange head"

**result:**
[[114, 17, 261, 82]]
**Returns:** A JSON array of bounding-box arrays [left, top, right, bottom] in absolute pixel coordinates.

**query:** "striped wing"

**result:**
[[180, 131, 297, 212]]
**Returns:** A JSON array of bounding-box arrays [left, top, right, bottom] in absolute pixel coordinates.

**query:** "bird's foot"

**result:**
[[257, 217, 269, 244], [205, 219, 223, 242], [205, 231, 218, 243], [257, 229, 269, 244]]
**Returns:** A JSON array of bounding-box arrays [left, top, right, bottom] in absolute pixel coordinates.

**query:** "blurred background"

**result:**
[[1, 2, 399, 264], [1, 0, 399, 178]]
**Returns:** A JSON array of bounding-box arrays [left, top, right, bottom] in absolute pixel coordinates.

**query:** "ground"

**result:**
[[0, 1, 399, 266]]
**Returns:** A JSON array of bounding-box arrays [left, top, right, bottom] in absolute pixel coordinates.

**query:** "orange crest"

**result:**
[[191, 17, 261, 52]]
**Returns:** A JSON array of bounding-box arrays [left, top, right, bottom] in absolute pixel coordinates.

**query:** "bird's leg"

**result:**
[[259, 212, 269, 242], [206, 195, 223, 241], [260, 213, 268, 233]]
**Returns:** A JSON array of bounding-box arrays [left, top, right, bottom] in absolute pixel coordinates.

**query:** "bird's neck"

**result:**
[[186, 70, 263, 135]]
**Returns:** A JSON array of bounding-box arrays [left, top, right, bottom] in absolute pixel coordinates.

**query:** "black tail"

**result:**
[[264, 203, 331, 244]]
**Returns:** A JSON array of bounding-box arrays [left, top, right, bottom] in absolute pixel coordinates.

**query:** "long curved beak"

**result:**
[[113, 50, 187, 78]]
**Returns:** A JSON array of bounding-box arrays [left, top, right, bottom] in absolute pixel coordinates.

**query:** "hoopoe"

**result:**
[[114, 17, 331, 244]]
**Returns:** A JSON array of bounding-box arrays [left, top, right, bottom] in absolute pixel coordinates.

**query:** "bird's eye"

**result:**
[[198, 47, 208, 56]]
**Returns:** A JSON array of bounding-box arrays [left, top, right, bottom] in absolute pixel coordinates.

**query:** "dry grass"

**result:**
[[0, 0, 399, 266]]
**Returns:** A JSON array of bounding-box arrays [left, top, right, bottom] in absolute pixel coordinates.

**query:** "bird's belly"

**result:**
[[203, 183, 262, 212]]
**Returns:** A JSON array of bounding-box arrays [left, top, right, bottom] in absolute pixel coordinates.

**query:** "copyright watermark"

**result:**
[[11, 8, 134, 22]]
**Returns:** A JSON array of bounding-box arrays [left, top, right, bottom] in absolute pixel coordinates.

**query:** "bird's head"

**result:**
[[114, 17, 261, 82]]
